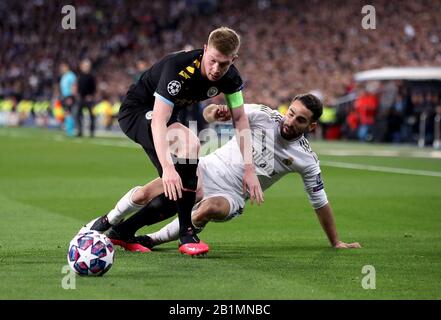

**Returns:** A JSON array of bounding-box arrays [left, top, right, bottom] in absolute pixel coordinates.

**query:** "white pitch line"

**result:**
[[318, 149, 441, 159], [79, 138, 441, 177], [321, 161, 441, 178], [70, 139, 138, 148], [2, 129, 441, 177]]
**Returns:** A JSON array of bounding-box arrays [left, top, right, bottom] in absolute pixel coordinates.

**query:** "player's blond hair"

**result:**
[[207, 27, 241, 56]]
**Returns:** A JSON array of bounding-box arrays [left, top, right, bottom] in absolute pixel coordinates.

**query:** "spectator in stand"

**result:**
[[344, 105, 359, 140], [422, 91, 440, 145], [374, 81, 398, 142], [1, 0, 441, 136], [389, 92, 406, 143], [435, 101, 441, 147], [408, 92, 425, 141], [76, 59, 97, 137], [319, 104, 337, 140], [2, 1, 441, 108], [134, 60, 148, 82], [355, 86, 379, 142]]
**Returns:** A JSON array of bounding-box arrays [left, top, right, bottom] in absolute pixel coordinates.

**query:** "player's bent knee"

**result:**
[[179, 135, 200, 159], [196, 198, 230, 222], [132, 188, 149, 205], [168, 123, 200, 159], [132, 182, 163, 205], [187, 139, 200, 159]]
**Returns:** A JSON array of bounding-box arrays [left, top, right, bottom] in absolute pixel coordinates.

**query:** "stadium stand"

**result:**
[[1, 0, 440, 143]]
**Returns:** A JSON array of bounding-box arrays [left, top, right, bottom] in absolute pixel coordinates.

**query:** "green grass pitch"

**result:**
[[0, 127, 440, 299]]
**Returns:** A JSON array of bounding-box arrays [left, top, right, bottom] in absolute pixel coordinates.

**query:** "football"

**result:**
[[67, 230, 115, 276]]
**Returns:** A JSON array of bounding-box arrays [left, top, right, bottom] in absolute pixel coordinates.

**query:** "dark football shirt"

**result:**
[[122, 49, 243, 120]]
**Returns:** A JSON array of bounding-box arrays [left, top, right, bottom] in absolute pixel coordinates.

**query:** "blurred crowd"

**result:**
[[1, 0, 441, 142], [320, 81, 441, 144]]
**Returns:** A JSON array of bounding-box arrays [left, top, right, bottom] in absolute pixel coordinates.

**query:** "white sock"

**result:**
[[148, 215, 205, 246], [148, 217, 180, 246], [107, 186, 144, 225]]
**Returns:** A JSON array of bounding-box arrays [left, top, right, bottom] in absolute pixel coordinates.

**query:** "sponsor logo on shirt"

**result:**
[[174, 98, 200, 107], [312, 173, 324, 192]]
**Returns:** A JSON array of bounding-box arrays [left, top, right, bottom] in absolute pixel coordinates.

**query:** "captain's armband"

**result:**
[[225, 91, 244, 109]]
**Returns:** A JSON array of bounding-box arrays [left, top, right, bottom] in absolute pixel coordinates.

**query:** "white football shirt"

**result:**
[[200, 104, 328, 209]]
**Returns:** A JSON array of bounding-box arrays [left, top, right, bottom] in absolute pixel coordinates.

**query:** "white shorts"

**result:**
[[196, 156, 245, 221]]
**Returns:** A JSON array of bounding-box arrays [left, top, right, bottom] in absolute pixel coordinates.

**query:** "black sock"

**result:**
[[112, 194, 177, 238], [174, 157, 199, 242], [176, 190, 197, 239]]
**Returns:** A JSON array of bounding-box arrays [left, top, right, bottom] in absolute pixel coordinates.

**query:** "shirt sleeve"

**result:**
[[243, 104, 278, 130], [68, 73, 76, 87], [301, 163, 329, 209], [222, 65, 244, 94], [154, 60, 183, 107]]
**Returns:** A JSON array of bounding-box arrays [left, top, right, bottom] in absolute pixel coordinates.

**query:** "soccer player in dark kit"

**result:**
[[82, 27, 263, 256]]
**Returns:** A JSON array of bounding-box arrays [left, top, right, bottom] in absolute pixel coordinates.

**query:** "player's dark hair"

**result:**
[[292, 93, 323, 122]]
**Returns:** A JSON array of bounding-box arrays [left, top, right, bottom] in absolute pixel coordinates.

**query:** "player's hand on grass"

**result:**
[[162, 165, 183, 201], [333, 241, 362, 249], [215, 105, 231, 121], [243, 166, 264, 205]]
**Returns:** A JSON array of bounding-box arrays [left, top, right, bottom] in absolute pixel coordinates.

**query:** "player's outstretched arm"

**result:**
[[315, 203, 362, 249], [151, 98, 183, 201]]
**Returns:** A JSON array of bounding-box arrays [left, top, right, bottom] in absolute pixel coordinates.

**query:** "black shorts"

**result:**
[[118, 102, 179, 176], [61, 96, 75, 113]]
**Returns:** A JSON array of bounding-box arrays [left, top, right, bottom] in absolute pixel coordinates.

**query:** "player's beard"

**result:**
[[280, 122, 301, 140]]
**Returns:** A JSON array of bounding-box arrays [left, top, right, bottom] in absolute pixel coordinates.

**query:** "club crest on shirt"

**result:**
[[167, 80, 181, 96], [282, 157, 293, 166], [207, 86, 218, 97], [145, 111, 153, 120]]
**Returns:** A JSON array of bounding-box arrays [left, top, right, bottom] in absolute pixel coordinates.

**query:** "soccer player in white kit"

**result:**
[[106, 93, 361, 251]]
